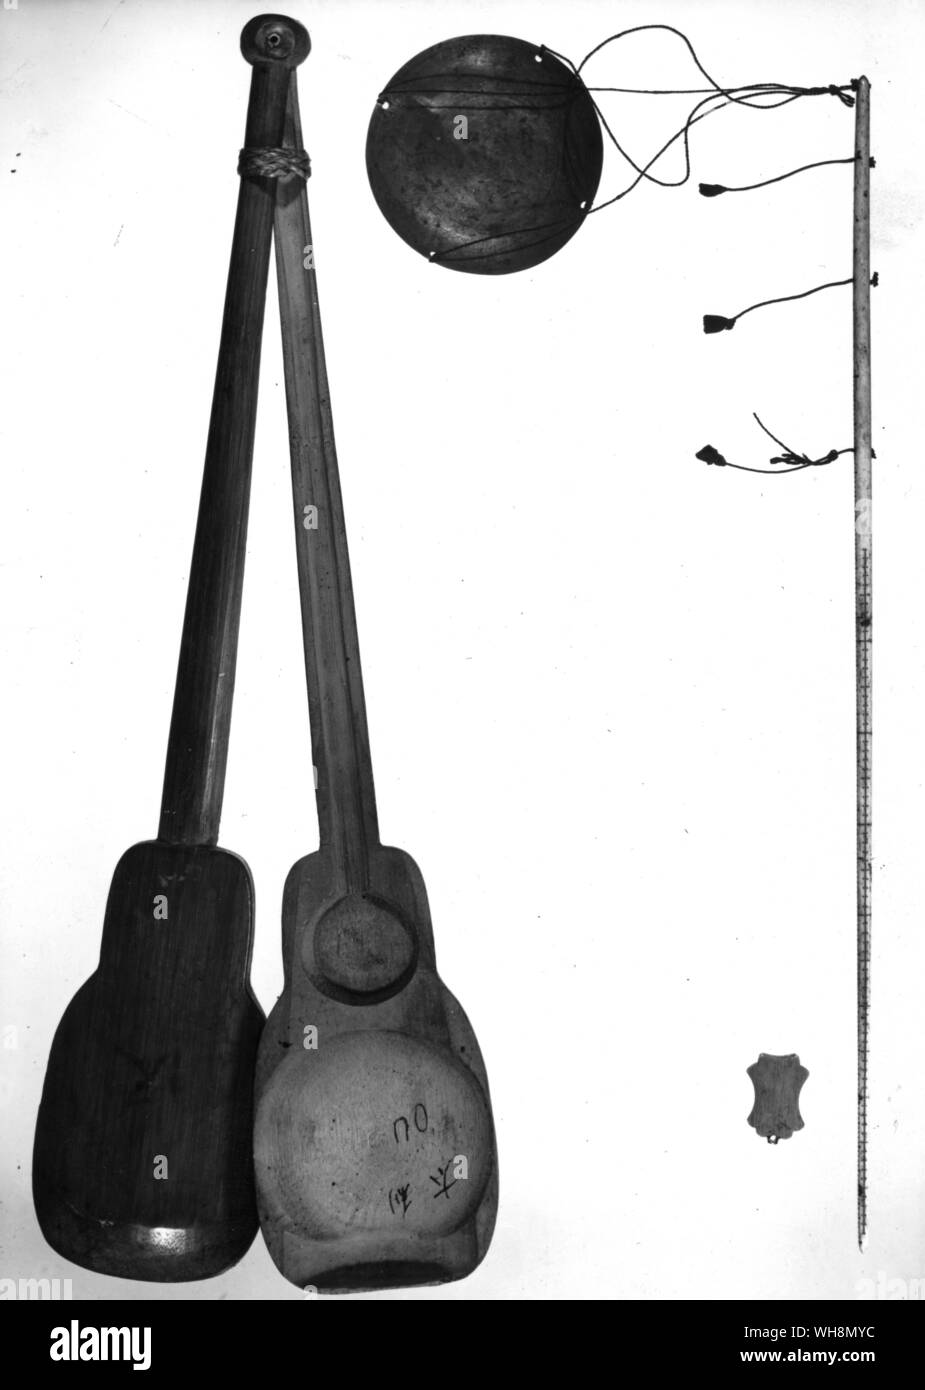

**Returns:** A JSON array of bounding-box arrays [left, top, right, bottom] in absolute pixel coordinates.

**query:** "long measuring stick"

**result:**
[[853, 75, 872, 1254]]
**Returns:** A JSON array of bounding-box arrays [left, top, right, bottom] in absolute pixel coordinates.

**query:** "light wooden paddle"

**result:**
[[253, 68, 498, 1293], [32, 16, 310, 1282]]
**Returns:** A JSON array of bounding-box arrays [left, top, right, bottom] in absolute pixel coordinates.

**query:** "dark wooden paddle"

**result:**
[[253, 70, 498, 1293], [32, 15, 310, 1282]]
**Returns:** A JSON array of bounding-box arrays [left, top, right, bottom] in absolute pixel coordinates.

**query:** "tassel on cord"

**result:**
[[702, 278, 853, 333], [697, 155, 870, 198], [696, 414, 860, 474]]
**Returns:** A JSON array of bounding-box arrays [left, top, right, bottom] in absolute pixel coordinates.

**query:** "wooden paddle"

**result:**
[[253, 68, 498, 1294], [32, 16, 310, 1282]]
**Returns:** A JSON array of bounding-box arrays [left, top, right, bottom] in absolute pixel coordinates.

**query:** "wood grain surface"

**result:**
[[32, 16, 310, 1283], [747, 1053, 809, 1143], [252, 72, 498, 1292], [33, 843, 263, 1279]]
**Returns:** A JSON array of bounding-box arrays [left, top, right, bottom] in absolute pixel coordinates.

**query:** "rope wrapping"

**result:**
[[238, 146, 311, 180]]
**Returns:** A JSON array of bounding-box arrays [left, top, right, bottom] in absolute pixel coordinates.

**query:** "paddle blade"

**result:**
[[33, 841, 264, 1281], [254, 844, 498, 1291]]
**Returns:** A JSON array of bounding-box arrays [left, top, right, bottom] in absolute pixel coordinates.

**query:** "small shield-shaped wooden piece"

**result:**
[[747, 1053, 809, 1143]]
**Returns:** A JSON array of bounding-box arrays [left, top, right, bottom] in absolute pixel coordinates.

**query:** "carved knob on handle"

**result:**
[[240, 14, 311, 67]]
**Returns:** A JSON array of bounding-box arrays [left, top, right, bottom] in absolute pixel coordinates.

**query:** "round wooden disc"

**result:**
[[307, 893, 417, 998], [366, 34, 603, 275], [254, 1031, 493, 1242]]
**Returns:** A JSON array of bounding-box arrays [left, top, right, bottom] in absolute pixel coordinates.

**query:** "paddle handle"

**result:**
[[274, 76, 381, 885], [159, 18, 309, 846]]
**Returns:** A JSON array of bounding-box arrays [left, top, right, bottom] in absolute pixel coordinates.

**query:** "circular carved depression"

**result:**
[[254, 1031, 493, 1240], [308, 893, 416, 996]]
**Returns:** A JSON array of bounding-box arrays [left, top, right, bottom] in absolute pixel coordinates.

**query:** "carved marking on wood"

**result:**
[[393, 1116, 409, 1145], [388, 1184, 412, 1217], [429, 1160, 458, 1201], [393, 1102, 428, 1143]]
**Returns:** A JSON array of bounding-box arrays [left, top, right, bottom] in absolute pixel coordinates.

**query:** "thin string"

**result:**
[[430, 212, 581, 265], [585, 87, 803, 210], [699, 156, 856, 197], [552, 22, 851, 204], [573, 24, 851, 98], [543, 31, 846, 203], [378, 67, 578, 113], [753, 412, 853, 467], [431, 87, 814, 262], [423, 26, 854, 263], [703, 277, 853, 333], [696, 413, 854, 473]]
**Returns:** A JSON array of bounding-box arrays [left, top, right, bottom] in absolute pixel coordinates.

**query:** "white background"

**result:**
[[1, 0, 923, 1300]]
